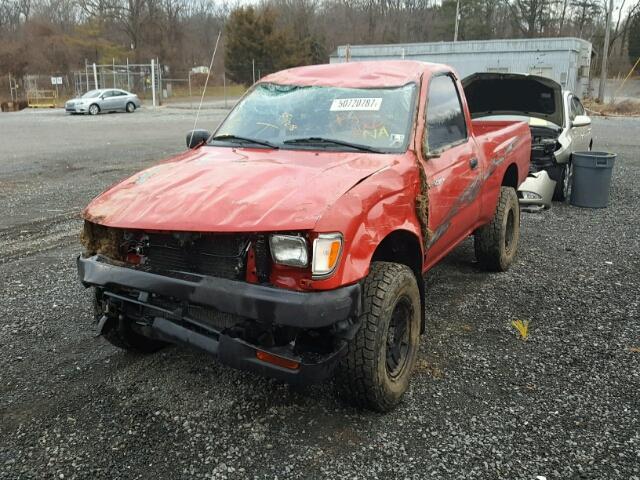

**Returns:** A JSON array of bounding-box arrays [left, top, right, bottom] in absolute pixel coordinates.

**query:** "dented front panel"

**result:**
[[84, 147, 400, 233]]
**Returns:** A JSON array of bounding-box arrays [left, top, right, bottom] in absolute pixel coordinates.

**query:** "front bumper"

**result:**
[[78, 255, 360, 328], [518, 170, 556, 211], [65, 104, 88, 113], [77, 255, 361, 384]]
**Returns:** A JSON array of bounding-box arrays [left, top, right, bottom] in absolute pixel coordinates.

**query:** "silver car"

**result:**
[[65, 89, 142, 115]]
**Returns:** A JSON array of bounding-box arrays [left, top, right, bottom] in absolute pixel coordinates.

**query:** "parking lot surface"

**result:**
[[1, 108, 638, 479]]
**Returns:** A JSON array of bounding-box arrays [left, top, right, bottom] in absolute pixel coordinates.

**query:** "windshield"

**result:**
[[213, 83, 416, 153], [82, 90, 101, 98]]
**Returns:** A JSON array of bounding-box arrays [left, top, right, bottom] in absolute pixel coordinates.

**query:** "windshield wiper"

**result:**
[[283, 137, 383, 153], [210, 134, 278, 149]]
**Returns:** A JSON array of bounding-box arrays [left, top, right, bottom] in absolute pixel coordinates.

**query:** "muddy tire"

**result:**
[[88, 104, 100, 116], [93, 293, 166, 353], [474, 186, 520, 272], [335, 262, 421, 412]]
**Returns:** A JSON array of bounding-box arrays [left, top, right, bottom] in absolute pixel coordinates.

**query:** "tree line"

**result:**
[[1, 0, 639, 87]]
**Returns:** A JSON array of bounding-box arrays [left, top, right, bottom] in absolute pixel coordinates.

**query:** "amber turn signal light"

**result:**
[[255, 350, 300, 370], [312, 233, 343, 277]]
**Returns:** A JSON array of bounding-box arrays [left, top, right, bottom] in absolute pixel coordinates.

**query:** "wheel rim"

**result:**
[[504, 208, 515, 254], [386, 296, 413, 379], [563, 162, 572, 198], [127, 103, 134, 112], [90, 105, 98, 115]]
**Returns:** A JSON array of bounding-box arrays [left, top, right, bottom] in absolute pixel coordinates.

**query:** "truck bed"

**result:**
[[471, 118, 528, 138], [471, 119, 531, 170], [470, 118, 532, 225]]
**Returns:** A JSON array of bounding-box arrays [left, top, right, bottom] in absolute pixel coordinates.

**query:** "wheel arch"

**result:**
[[370, 229, 426, 333], [502, 163, 518, 190]]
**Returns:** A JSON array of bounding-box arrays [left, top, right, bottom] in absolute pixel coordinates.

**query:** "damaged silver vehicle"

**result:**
[[463, 73, 592, 208]]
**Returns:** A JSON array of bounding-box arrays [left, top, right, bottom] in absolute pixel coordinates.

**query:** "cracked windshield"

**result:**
[[214, 82, 416, 152]]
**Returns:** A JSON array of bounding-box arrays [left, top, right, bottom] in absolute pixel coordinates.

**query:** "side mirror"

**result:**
[[186, 129, 210, 149], [572, 115, 591, 128]]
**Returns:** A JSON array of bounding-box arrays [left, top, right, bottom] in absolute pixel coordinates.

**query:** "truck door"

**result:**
[[420, 74, 482, 262]]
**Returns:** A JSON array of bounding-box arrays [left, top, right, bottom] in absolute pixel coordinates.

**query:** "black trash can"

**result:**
[[570, 151, 616, 208]]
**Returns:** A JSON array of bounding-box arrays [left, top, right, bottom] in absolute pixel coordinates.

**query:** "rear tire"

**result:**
[[474, 186, 520, 272], [335, 262, 421, 412], [93, 292, 166, 353], [126, 102, 136, 113]]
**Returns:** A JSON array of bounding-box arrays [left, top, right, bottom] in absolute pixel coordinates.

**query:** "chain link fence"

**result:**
[[3, 60, 250, 109]]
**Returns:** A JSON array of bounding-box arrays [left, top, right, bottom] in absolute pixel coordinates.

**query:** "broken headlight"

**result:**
[[269, 234, 308, 268]]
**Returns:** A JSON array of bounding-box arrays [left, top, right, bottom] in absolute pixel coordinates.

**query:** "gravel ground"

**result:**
[[1, 109, 639, 480]]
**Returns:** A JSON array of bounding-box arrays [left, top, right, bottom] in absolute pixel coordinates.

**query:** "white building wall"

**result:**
[[330, 38, 592, 98]]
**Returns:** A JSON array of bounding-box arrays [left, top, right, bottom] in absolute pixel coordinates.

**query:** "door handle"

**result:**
[[469, 158, 478, 169]]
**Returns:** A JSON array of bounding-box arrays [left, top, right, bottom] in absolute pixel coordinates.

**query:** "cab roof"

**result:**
[[259, 60, 449, 88]]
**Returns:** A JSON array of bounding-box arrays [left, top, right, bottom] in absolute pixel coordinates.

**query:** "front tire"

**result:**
[[126, 102, 136, 113], [474, 186, 520, 272], [553, 160, 572, 201], [88, 104, 100, 116], [335, 262, 421, 412]]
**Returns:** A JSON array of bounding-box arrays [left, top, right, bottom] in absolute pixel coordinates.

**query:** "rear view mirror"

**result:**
[[186, 129, 211, 149], [572, 115, 591, 128]]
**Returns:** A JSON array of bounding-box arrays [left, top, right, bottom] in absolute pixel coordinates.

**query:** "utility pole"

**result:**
[[9, 73, 14, 102], [93, 62, 98, 89], [85, 59, 89, 92], [126, 58, 131, 91], [151, 58, 156, 108], [454, 0, 460, 42], [252, 59, 255, 84], [598, 0, 614, 102]]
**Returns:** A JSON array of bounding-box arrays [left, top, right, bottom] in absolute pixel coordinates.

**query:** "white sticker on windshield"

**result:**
[[330, 98, 382, 111]]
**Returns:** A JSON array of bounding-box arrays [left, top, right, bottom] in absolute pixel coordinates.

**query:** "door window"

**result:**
[[425, 75, 467, 154]]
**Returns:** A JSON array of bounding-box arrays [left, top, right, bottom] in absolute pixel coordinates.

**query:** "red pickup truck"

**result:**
[[78, 61, 530, 411]]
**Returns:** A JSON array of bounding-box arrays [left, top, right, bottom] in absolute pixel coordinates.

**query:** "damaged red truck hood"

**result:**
[[84, 146, 396, 232]]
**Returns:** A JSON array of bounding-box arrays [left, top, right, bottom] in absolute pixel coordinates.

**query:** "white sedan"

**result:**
[[463, 73, 593, 205]]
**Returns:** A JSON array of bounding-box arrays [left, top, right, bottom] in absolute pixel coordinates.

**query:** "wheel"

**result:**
[[335, 262, 421, 412], [93, 291, 166, 353], [88, 104, 100, 116], [553, 160, 572, 201], [126, 102, 136, 113], [474, 186, 520, 272]]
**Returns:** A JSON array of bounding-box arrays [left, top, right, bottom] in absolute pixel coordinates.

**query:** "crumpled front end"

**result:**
[[518, 125, 562, 210], [518, 170, 556, 212], [78, 221, 361, 384]]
